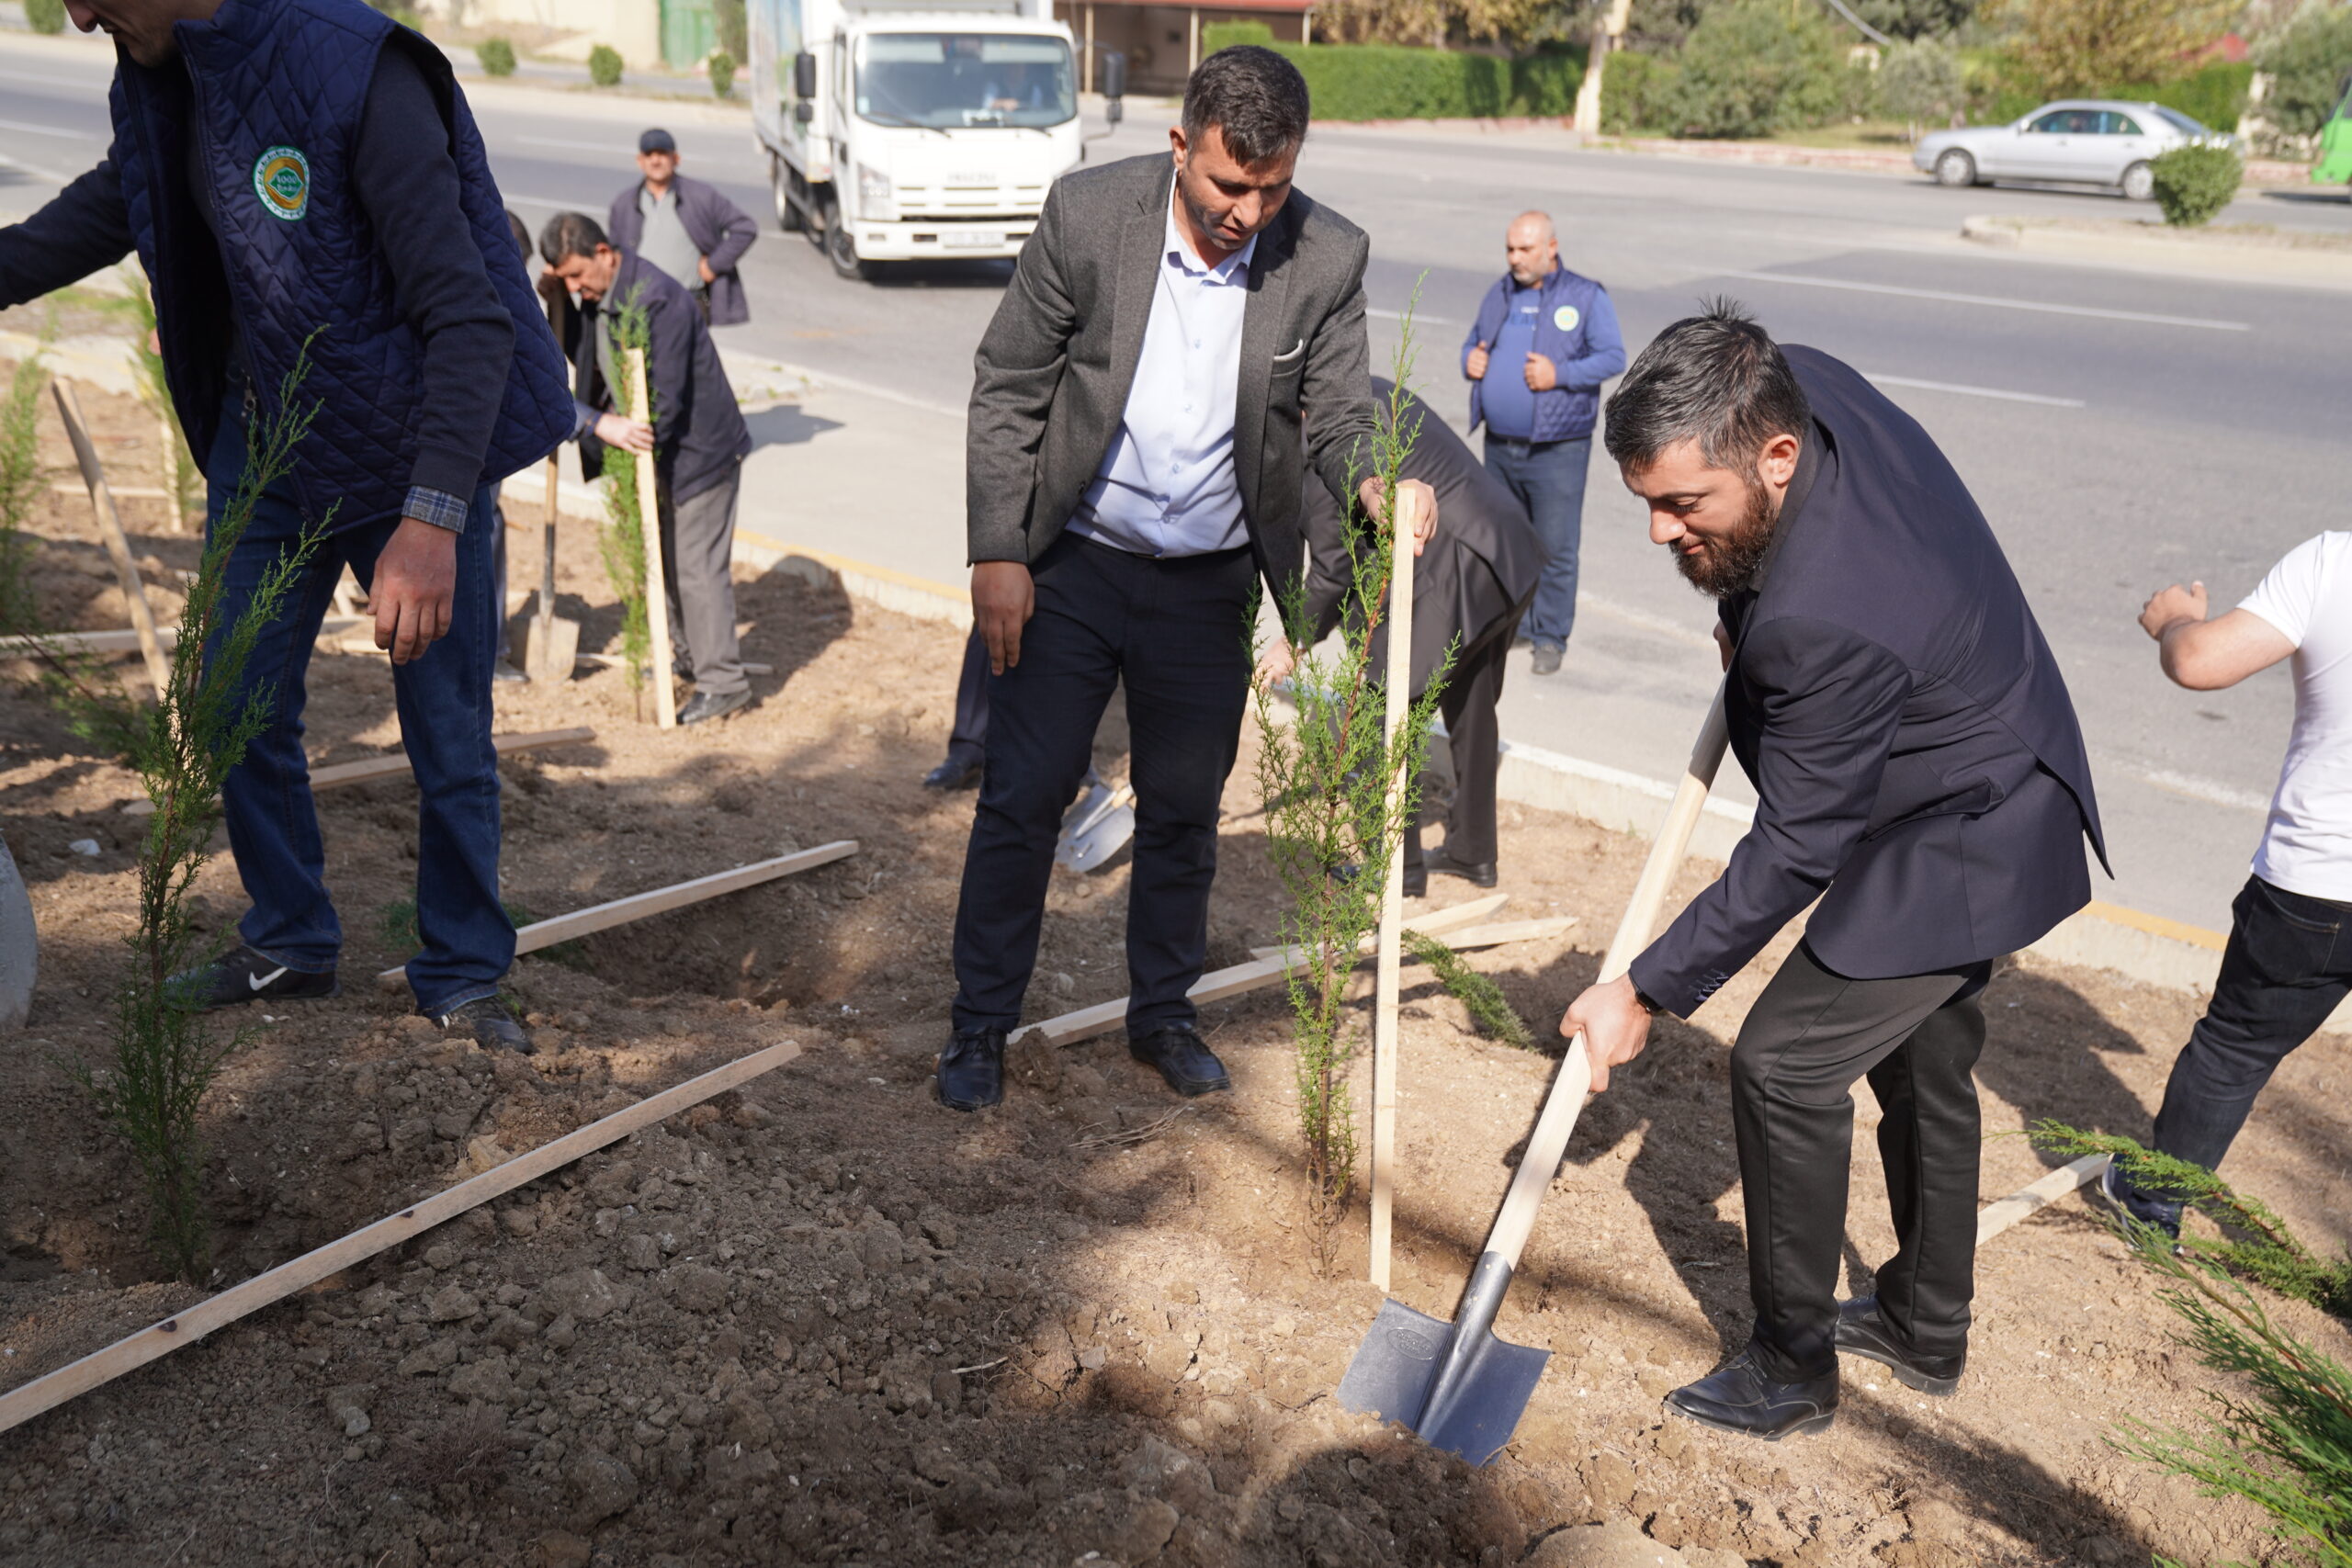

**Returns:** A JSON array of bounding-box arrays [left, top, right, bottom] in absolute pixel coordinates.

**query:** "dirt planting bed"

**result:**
[[2, 372, 2350, 1568]]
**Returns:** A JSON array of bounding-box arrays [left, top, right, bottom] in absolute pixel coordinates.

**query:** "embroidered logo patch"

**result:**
[[252, 146, 311, 221], [1552, 304, 1581, 333]]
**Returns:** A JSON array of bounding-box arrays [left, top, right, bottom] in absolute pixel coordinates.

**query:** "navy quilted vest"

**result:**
[[107, 0, 573, 531]]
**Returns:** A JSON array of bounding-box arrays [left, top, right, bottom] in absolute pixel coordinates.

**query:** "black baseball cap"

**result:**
[[639, 128, 677, 154]]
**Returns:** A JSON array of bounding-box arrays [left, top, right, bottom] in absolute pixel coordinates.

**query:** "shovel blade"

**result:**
[[1055, 783, 1135, 874], [525, 615, 582, 683], [1338, 1299, 1549, 1467]]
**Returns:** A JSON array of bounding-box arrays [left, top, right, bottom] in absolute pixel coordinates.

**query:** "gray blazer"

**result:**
[[966, 154, 1376, 600]]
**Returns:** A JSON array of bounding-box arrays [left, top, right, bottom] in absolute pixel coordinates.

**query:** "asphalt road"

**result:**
[[3, 26, 2348, 931]]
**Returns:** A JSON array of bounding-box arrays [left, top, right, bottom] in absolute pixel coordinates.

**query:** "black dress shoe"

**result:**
[[1401, 864, 1427, 898], [168, 942, 340, 1010], [936, 1027, 1006, 1111], [1128, 1024, 1231, 1097], [437, 996, 526, 1052], [1834, 1297, 1964, 1396], [679, 689, 752, 725], [1424, 848, 1498, 888], [923, 755, 983, 791], [1664, 1346, 1838, 1440]]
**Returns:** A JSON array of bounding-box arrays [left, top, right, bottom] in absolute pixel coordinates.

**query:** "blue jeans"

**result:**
[[203, 417, 512, 1015], [1484, 434, 1590, 651], [2118, 874, 2352, 1219]]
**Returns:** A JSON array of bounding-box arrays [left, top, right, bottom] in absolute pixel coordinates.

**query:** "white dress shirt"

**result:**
[[1070, 191, 1257, 558]]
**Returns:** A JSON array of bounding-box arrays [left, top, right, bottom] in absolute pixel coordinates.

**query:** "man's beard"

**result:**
[[1673, 473, 1777, 599]]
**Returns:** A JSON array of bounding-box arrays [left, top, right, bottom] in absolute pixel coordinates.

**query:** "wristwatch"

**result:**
[[1632, 985, 1665, 1018]]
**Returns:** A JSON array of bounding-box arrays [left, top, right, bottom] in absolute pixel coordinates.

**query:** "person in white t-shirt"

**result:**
[[2109, 533, 2352, 1235]]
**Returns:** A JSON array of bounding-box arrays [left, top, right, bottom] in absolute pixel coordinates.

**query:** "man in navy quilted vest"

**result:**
[[0, 0, 577, 1048]]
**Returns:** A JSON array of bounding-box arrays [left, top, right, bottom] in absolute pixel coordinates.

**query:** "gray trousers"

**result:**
[[658, 461, 746, 697]]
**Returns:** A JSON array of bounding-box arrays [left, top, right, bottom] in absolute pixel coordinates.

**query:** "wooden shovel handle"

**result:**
[[1484, 684, 1730, 1270], [1368, 482, 1420, 1290]]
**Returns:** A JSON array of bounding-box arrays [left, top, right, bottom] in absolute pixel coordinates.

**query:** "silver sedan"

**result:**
[[1913, 100, 2238, 201]]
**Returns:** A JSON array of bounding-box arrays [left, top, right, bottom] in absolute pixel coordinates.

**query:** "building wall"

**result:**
[[1055, 2, 1307, 95]]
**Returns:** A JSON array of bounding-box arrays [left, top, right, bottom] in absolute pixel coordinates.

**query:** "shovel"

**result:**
[[523, 453, 582, 682], [1056, 777, 1135, 874], [1338, 685, 1732, 1465]]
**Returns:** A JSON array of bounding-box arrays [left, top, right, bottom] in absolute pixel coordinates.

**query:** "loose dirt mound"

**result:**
[[1, 368, 2348, 1567]]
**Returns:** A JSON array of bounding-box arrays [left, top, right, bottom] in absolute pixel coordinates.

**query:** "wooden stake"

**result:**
[[625, 346, 678, 729], [374, 840, 859, 979], [1976, 1153, 2109, 1245], [0, 1039, 802, 1439], [120, 728, 595, 817], [155, 409, 183, 533], [1370, 491, 1419, 1292], [51, 380, 171, 698]]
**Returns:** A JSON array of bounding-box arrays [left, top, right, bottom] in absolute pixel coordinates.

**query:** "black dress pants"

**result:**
[[1730, 942, 1991, 1380], [951, 534, 1254, 1036], [1407, 576, 1530, 873]]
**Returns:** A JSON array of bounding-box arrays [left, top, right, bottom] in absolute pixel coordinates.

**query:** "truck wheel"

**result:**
[[1934, 148, 1977, 188], [2120, 161, 2155, 201], [774, 155, 804, 232], [824, 199, 876, 281]]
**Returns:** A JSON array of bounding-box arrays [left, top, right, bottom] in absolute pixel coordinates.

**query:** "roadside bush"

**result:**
[[1204, 18, 1275, 52], [589, 43, 624, 88], [1600, 49, 1681, 132], [2121, 58, 2255, 133], [2150, 141, 2242, 224], [1990, 0, 2234, 98], [1272, 42, 1584, 120], [477, 36, 517, 77], [1877, 35, 1963, 133], [23, 0, 65, 35], [1664, 0, 1851, 138], [2254, 4, 2352, 140], [709, 49, 736, 97]]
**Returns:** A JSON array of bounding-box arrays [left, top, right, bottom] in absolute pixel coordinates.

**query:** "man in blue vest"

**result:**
[[0, 0, 576, 1047], [1462, 211, 1625, 676]]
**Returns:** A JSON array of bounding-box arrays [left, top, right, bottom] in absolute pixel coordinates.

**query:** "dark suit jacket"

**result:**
[[565, 252, 751, 502], [1298, 380, 1540, 692], [605, 174, 758, 326], [967, 154, 1375, 601], [1628, 346, 2107, 1018]]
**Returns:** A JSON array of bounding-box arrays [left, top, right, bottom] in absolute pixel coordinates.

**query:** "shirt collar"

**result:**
[[1164, 187, 1256, 283]]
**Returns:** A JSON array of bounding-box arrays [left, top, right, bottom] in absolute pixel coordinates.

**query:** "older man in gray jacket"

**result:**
[[937, 46, 1436, 1112]]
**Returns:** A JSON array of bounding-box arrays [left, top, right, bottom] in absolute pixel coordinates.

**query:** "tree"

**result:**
[[2254, 4, 2352, 139], [1849, 0, 1977, 39], [1992, 0, 2235, 97], [1666, 0, 1854, 136], [1310, 0, 1570, 49], [1878, 35, 1963, 133]]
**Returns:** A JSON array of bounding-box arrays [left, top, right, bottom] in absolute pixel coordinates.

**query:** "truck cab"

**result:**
[[749, 0, 1085, 279], [2314, 72, 2352, 188]]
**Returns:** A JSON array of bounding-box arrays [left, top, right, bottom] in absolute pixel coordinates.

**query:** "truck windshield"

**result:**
[[856, 34, 1076, 129]]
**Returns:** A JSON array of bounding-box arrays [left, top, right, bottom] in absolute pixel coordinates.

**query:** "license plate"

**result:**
[[944, 231, 1005, 249]]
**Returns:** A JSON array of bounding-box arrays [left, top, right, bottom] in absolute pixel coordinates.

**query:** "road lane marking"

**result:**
[[0, 150, 82, 186], [0, 117, 95, 139], [1863, 372, 2085, 408], [1369, 306, 1458, 325], [1720, 268, 2250, 332], [2143, 769, 2271, 813]]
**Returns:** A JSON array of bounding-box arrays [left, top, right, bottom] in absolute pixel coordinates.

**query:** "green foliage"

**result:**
[[1664, 0, 1856, 138], [2117, 59, 2253, 134], [2032, 1127, 2352, 1567], [83, 348, 332, 1283], [1204, 18, 1277, 52], [1271, 42, 1586, 120], [1877, 36, 1964, 131], [713, 0, 748, 62], [1254, 298, 1448, 1264], [1988, 0, 2233, 100], [709, 49, 737, 97], [127, 277, 200, 530], [1600, 49, 1682, 131], [2255, 5, 2352, 140], [599, 285, 655, 711], [23, 0, 65, 35], [2150, 141, 2243, 225], [477, 37, 518, 77], [589, 43, 625, 88], [1845, 0, 1975, 41], [1405, 931, 1533, 1049]]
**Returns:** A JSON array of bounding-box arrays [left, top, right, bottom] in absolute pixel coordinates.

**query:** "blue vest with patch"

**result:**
[[107, 0, 572, 531]]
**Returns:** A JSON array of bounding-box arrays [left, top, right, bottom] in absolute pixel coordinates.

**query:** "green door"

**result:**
[[662, 0, 718, 67]]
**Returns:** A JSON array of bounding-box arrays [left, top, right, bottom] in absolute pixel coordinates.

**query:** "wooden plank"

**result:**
[[1438, 917, 1579, 950], [376, 840, 859, 978], [0, 1039, 802, 1439], [120, 728, 597, 817], [0, 617, 363, 658], [52, 380, 171, 698], [626, 347, 678, 729], [1977, 1153, 2109, 1246], [51, 482, 170, 500]]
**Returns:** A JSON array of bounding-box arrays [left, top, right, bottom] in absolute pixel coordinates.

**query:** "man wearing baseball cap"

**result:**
[[605, 128, 758, 324]]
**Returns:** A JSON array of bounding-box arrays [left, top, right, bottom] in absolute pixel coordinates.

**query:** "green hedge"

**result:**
[[1203, 19, 1274, 53], [1600, 51, 1681, 133], [2113, 61, 2254, 134], [2150, 143, 2241, 226], [1269, 43, 1586, 121]]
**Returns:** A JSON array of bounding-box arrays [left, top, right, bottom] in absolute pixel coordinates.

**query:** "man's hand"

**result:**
[[1524, 352, 1557, 392], [1465, 340, 1490, 380], [1562, 974, 1653, 1094], [1254, 639, 1297, 691], [2140, 581, 2207, 641], [373, 519, 458, 666], [972, 560, 1035, 675], [1357, 477, 1438, 557], [595, 412, 654, 453], [697, 255, 716, 285]]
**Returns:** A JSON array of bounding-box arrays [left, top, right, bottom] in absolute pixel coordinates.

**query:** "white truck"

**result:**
[[747, 0, 1122, 280]]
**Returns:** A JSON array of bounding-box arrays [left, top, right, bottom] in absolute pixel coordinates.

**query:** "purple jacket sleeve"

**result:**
[[1627, 616, 1913, 1017], [0, 162, 133, 309], [685, 179, 757, 275]]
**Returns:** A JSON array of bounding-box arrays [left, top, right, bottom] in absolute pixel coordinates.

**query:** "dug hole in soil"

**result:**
[[3, 360, 2350, 1568]]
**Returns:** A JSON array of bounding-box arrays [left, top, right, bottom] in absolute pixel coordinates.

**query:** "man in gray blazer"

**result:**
[[940, 46, 1435, 1111]]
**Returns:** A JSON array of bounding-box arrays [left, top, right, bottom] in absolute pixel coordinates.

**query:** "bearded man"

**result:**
[[1561, 304, 2105, 1438]]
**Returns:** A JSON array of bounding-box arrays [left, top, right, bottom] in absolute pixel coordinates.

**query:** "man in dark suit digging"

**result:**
[[1562, 303, 2106, 1438]]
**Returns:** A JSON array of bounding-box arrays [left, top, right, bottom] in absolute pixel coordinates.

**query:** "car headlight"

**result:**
[[857, 163, 891, 204]]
